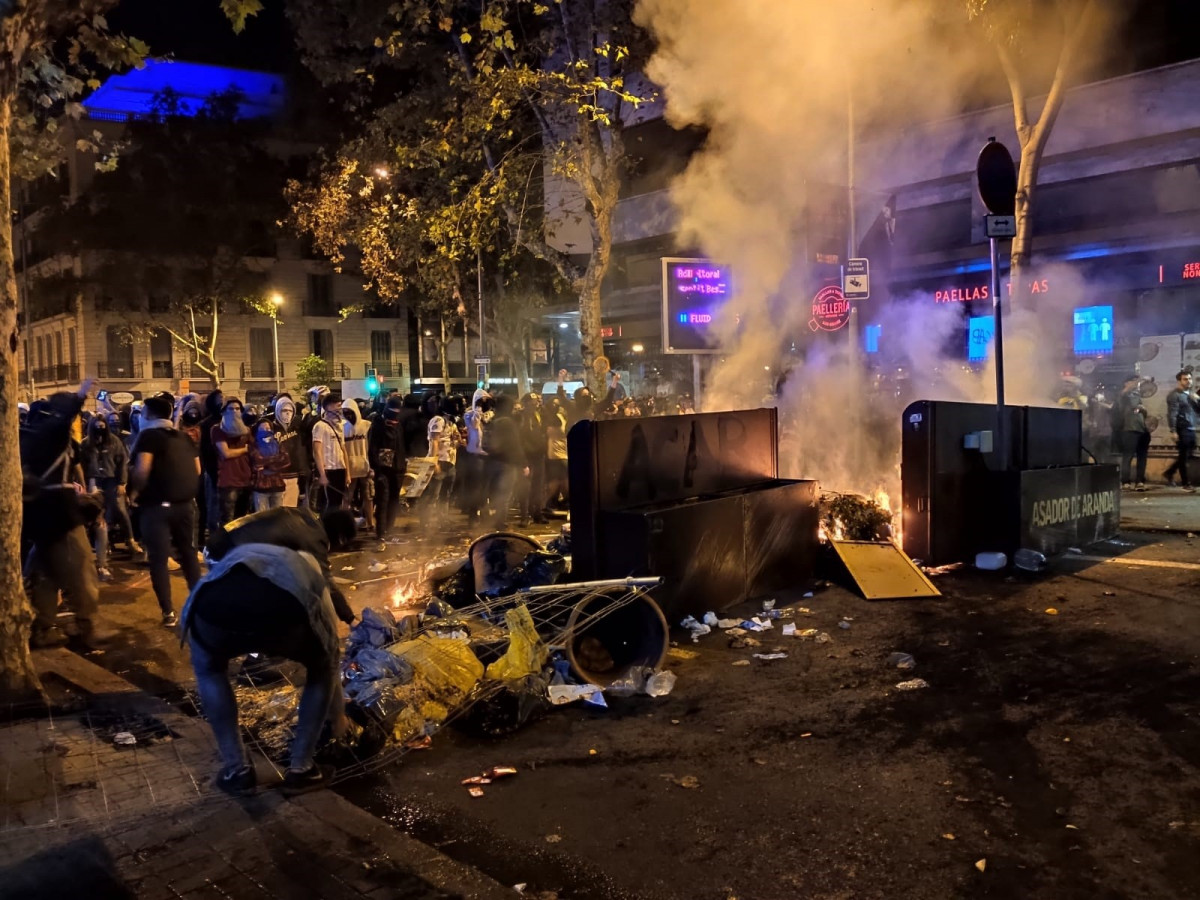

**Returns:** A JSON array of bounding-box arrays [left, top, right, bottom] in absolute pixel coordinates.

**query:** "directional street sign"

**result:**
[[843, 257, 870, 301], [985, 214, 1016, 238], [473, 356, 491, 365]]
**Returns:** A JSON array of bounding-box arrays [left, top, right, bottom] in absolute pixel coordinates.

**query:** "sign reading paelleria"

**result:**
[[661, 258, 730, 354]]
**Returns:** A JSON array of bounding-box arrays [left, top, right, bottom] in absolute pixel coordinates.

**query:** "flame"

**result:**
[[872, 487, 902, 547], [818, 519, 845, 543], [391, 580, 418, 610]]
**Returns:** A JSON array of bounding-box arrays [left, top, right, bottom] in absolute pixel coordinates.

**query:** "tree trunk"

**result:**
[[578, 191, 616, 398], [0, 92, 44, 701], [1008, 142, 1043, 313]]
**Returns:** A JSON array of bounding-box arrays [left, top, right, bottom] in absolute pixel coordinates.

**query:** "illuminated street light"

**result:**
[[558, 322, 568, 329], [632, 343, 644, 353], [374, 166, 389, 178]]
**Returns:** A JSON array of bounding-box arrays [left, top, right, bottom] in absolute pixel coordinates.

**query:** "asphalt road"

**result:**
[[339, 532, 1200, 900]]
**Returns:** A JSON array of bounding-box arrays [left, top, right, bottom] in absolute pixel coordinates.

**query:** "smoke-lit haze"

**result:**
[[634, 0, 1123, 496]]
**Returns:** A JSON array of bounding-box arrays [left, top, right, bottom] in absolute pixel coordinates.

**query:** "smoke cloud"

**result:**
[[634, 0, 1125, 497]]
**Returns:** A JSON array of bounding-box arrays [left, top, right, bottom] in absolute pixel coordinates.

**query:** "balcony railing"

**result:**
[[241, 361, 284, 380], [31, 364, 80, 385], [366, 362, 401, 378], [313, 362, 350, 382], [97, 361, 143, 380], [150, 360, 174, 379], [175, 362, 225, 381]]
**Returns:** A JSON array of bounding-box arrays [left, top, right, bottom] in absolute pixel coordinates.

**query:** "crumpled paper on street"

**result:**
[[485, 605, 548, 682]]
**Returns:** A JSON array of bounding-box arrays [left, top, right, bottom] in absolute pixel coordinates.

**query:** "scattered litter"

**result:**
[[762, 599, 776, 612], [838, 620, 851, 630], [888, 653, 916, 670], [942, 833, 956, 840], [803, 592, 814, 598], [545, 834, 562, 843], [716, 618, 741, 629], [113, 732, 136, 746], [729, 636, 760, 649], [1102, 591, 1115, 597], [740, 617, 774, 632], [975, 859, 987, 873], [800, 732, 812, 738], [460, 766, 516, 787], [1066, 824, 1079, 830], [645, 670, 677, 697], [726, 627, 747, 637], [468, 786, 485, 798], [588, 748, 598, 755], [796, 607, 811, 615], [1045, 608, 1059, 616], [1169, 821, 1186, 829], [514, 884, 527, 893], [753, 652, 788, 661], [1066, 547, 1082, 554], [405, 735, 432, 750], [895, 678, 930, 691], [975, 551, 1006, 570], [1105, 539, 1134, 547], [1013, 548, 1047, 571], [815, 632, 832, 644], [702, 611, 720, 627], [796, 628, 819, 640], [674, 775, 700, 789], [368, 561, 388, 573], [340, 565, 355, 571], [782, 623, 797, 637], [667, 647, 698, 661], [680, 616, 712, 642], [548, 684, 605, 706], [732, 659, 751, 667]]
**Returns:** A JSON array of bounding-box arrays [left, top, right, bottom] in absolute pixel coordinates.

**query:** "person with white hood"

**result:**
[[342, 397, 373, 530], [271, 393, 305, 507], [311, 393, 349, 514]]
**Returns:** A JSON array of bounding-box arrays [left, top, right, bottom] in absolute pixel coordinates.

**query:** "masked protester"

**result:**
[[127, 393, 203, 626], [211, 397, 253, 525], [21, 383, 110, 649], [368, 403, 406, 542], [342, 398, 373, 529], [269, 394, 304, 507], [81, 413, 141, 572], [250, 420, 290, 511], [311, 394, 349, 514]]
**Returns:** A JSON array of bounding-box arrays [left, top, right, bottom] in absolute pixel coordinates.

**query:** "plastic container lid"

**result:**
[[975, 551, 1007, 571]]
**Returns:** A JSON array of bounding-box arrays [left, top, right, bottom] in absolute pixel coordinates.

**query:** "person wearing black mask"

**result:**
[[128, 394, 203, 626], [81, 413, 141, 563], [22, 381, 110, 648], [368, 403, 406, 542]]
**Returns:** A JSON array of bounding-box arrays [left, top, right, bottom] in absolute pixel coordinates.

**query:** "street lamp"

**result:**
[[270, 292, 284, 393]]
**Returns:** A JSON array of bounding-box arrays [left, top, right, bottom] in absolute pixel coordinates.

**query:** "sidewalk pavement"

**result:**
[[1120, 483, 1200, 533], [0, 649, 514, 900]]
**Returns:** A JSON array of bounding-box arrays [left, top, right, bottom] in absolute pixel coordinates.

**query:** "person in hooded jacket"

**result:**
[[368, 402, 406, 542], [342, 397, 373, 529], [482, 394, 528, 529], [249, 420, 290, 511], [81, 414, 141, 561], [211, 397, 253, 525], [271, 394, 306, 507], [22, 382, 109, 649]]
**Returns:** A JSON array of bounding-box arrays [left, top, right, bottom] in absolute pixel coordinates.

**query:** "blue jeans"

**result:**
[[253, 491, 284, 512], [187, 567, 342, 773]]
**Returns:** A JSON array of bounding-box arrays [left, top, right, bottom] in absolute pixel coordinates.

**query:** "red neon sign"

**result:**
[[1184, 262, 1200, 279], [809, 285, 850, 332]]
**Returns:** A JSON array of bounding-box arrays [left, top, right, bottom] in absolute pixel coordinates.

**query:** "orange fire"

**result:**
[[391, 580, 419, 610], [873, 487, 902, 547]]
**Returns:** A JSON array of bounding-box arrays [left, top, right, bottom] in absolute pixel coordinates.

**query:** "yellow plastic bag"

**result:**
[[485, 605, 548, 682]]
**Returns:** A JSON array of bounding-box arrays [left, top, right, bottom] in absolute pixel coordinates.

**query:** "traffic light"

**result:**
[[365, 367, 380, 396]]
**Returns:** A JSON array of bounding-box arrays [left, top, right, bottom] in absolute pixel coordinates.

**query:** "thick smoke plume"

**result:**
[[635, 0, 1123, 498]]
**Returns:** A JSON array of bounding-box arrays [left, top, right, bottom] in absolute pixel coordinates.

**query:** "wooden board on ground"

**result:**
[[830, 540, 942, 600]]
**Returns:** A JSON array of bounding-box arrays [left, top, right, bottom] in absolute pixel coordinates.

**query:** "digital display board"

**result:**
[[967, 315, 994, 362], [661, 258, 729, 354], [1073, 305, 1113, 356]]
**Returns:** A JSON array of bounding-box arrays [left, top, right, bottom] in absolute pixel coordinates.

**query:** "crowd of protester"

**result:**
[[16, 368, 692, 650]]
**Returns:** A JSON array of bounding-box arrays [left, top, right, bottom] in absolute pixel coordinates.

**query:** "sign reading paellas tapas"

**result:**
[[809, 285, 850, 332]]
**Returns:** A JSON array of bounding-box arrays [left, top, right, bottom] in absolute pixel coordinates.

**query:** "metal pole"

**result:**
[[990, 236, 1007, 470], [272, 315, 281, 394], [477, 248, 487, 386]]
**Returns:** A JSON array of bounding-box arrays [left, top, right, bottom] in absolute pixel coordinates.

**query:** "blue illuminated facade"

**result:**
[[83, 60, 285, 122]]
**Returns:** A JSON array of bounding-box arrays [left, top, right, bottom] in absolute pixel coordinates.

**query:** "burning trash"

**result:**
[[820, 492, 894, 542]]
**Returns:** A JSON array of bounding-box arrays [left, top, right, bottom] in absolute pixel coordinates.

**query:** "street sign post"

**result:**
[[473, 356, 490, 366], [976, 137, 1018, 471], [984, 215, 1016, 239], [843, 257, 869, 300]]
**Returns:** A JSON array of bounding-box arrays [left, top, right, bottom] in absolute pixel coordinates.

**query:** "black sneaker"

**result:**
[[30, 626, 69, 649], [281, 764, 330, 796], [215, 765, 256, 797]]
